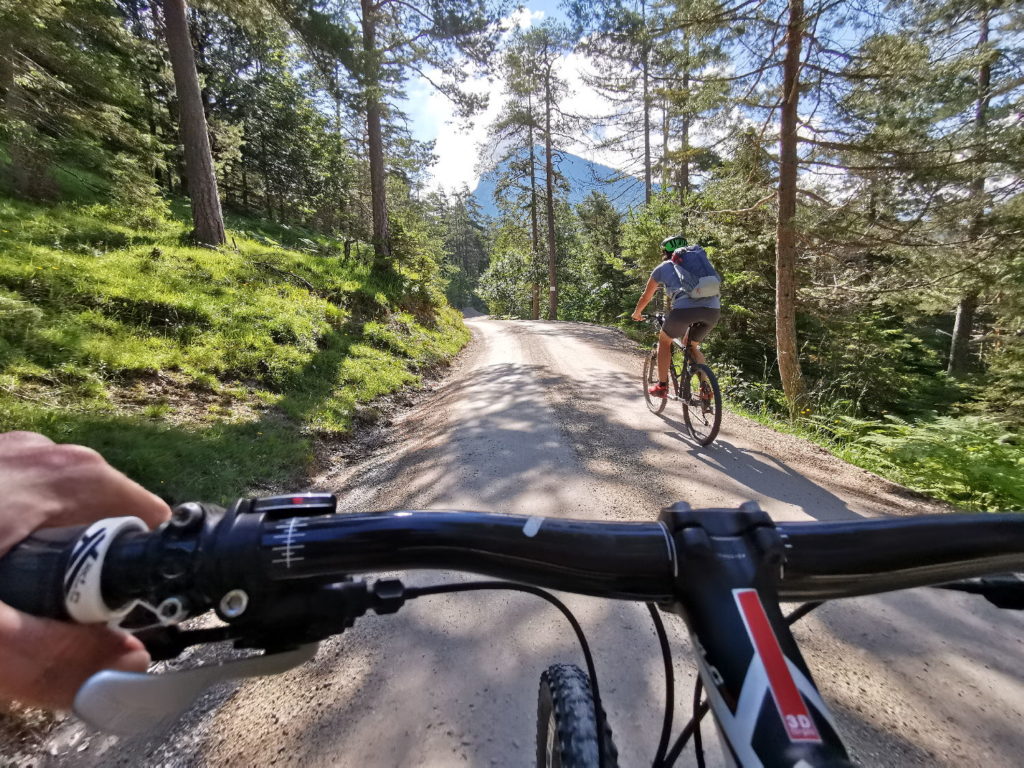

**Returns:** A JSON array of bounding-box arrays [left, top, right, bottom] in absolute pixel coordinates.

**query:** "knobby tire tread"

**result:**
[[643, 346, 667, 414], [537, 663, 618, 768]]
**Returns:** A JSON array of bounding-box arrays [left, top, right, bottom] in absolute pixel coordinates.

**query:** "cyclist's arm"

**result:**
[[0, 431, 171, 710], [631, 277, 660, 321]]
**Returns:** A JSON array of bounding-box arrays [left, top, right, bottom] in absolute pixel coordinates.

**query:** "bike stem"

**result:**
[[658, 502, 853, 767]]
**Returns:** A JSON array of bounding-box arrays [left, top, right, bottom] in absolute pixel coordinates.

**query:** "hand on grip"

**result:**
[[0, 431, 171, 710]]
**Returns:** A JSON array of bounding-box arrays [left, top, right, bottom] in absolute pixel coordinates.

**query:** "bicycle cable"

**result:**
[[648, 602, 675, 768], [403, 581, 610, 768]]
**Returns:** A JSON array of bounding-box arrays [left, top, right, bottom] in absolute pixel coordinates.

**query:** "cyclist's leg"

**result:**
[[688, 334, 708, 367], [660, 310, 691, 383], [656, 330, 673, 383], [684, 309, 721, 370]]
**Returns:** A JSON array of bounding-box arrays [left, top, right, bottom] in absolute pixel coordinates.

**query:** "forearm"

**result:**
[[634, 280, 658, 314]]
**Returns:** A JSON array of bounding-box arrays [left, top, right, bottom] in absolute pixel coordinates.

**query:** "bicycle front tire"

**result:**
[[642, 345, 667, 414], [536, 664, 618, 768]]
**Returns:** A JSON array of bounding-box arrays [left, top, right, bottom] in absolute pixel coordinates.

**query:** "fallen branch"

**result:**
[[251, 260, 318, 293]]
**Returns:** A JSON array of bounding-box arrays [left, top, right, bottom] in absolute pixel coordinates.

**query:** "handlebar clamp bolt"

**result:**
[[170, 502, 205, 531], [219, 589, 249, 619], [157, 597, 186, 623], [680, 526, 712, 556]]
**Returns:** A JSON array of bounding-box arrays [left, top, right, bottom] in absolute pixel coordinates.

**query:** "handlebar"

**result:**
[[2, 494, 1023, 630]]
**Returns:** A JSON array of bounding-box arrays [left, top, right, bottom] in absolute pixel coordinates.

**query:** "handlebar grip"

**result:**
[[0, 517, 148, 622], [0, 525, 85, 619]]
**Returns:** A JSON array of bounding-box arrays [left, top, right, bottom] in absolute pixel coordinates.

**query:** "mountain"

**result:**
[[471, 149, 648, 219]]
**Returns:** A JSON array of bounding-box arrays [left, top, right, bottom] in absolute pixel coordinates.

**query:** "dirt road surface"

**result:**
[[37, 317, 1024, 767]]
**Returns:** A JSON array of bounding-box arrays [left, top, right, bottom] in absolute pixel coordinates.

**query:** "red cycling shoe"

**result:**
[[648, 382, 668, 398]]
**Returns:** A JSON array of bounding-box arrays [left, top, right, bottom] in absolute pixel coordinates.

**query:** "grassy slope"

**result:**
[[0, 197, 468, 502]]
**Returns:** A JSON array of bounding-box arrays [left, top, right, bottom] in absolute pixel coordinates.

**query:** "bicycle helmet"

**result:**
[[661, 234, 687, 256]]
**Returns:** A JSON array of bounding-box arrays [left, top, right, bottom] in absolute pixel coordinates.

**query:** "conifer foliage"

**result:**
[[0, 0, 1021, 510]]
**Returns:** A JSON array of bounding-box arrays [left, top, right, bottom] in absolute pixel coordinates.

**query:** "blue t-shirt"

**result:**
[[651, 251, 721, 310]]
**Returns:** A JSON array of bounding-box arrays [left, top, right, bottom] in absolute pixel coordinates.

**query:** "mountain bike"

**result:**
[[2, 493, 1023, 767], [640, 313, 722, 446]]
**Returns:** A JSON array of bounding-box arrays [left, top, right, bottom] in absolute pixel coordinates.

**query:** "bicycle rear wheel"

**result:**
[[536, 663, 618, 768], [681, 363, 722, 445], [642, 345, 667, 414]]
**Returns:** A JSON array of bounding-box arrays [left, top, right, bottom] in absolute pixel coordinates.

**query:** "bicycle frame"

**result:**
[[660, 502, 851, 766]]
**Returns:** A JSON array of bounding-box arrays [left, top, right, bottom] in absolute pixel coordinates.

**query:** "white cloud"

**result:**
[[411, 5, 547, 192], [422, 85, 509, 192], [410, 5, 726, 193], [505, 7, 545, 31], [414, 50, 616, 193]]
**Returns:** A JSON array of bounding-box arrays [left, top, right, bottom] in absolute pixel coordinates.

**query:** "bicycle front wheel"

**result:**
[[681, 363, 722, 445], [642, 345, 667, 414], [536, 664, 618, 768]]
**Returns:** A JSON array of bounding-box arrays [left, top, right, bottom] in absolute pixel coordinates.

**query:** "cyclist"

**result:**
[[0, 430, 170, 710], [631, 235, 721, 398]]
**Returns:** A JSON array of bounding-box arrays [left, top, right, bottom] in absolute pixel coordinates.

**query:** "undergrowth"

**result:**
[[716, 364, 1024, 512], [0, 197, 469, 502]]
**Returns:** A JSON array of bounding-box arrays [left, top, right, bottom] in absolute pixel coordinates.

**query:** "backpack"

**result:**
[[670, 245, 721, 299]]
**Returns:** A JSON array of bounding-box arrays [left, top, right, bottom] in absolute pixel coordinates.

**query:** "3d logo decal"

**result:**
[[734, 588, 822, 743]]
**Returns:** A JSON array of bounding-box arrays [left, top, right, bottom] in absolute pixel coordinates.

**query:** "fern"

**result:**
[[843, 415, 1024, 512]]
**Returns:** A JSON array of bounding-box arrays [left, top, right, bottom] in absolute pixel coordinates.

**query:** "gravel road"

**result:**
[[34, 317, 1024, 767]]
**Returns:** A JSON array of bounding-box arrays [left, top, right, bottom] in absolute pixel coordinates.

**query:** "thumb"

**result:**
[[0, 602, 149, 710]]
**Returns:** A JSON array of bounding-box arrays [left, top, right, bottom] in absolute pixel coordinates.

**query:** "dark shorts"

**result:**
[[663, 307, 720, 342]]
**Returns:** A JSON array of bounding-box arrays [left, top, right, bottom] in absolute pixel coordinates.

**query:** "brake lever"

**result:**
[[74, 643, 319, 735]]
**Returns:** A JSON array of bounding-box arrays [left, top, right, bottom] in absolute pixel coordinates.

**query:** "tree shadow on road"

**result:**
[[684, 440, 864, 522], [549, 362, 866, 522]]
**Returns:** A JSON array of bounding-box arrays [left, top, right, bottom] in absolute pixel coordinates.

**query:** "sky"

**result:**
[[402, 1, 621, 193]]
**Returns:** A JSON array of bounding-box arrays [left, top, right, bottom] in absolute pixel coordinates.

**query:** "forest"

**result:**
[[0, 0, 1022, 510]]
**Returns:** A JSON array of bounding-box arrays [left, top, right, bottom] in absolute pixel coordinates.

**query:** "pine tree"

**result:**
[[655, 0, 733, 221], [0, 0, 159, 202], [502, 23, 580, 320], [162, 0, 226, 244], [345, 0, 502, 268], [570, 0, 663, 203]]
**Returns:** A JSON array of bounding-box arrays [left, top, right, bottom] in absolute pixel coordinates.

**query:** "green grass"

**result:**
[[0, 197, 469, 503]]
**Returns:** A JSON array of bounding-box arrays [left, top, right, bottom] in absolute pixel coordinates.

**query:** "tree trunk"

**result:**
[[948, 291, 979, 376], [0, 34, 10, 113], [190, 8, 214, 122], [775, 0, 807, 416], [678, 113, 689, 204], [259, 134, 272, 220], [641, 48, 652, 204], [528, 106, 541, 320], [162, 0, 225, 245], [661, 95, 669, 191], [361, 0, 390, 267], [948, 7, 991, 377], [3, 44, 56, 199], [240, 155, 249, 210], [678, 31, 691, 222], [544, 70, 558, 321]]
